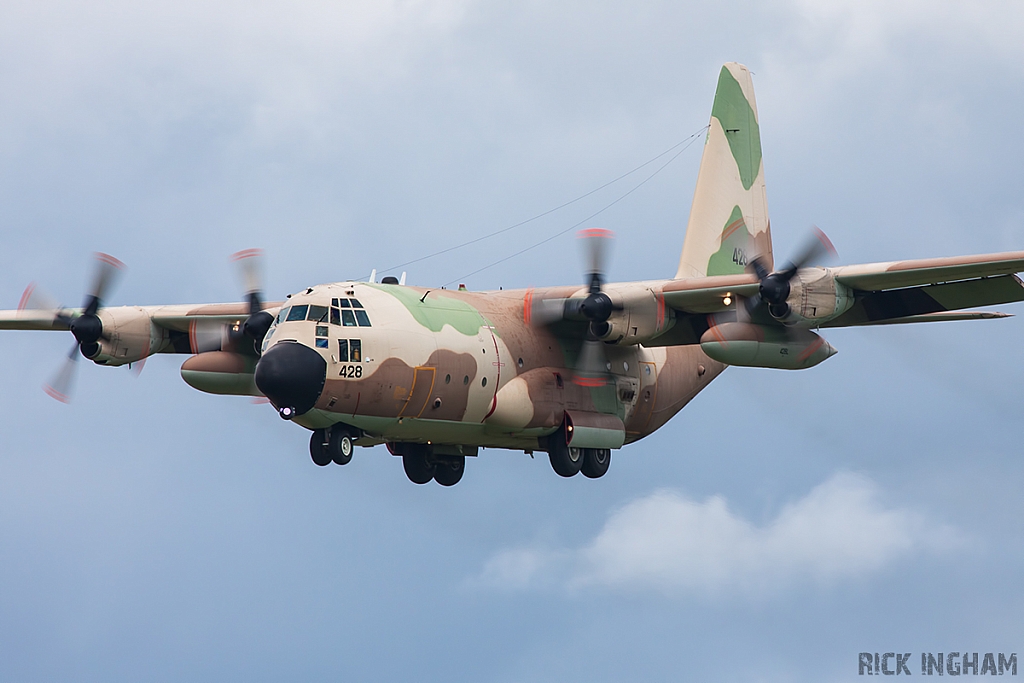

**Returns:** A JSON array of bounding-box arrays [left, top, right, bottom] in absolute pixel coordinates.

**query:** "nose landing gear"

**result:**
[[309, 426, 356, 467]]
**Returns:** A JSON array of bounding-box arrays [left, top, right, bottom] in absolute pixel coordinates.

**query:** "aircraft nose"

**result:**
[[254, 341, 327, 418]]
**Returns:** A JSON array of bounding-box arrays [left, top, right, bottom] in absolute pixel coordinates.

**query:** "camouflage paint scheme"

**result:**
[[3, 63, 1024, 462]]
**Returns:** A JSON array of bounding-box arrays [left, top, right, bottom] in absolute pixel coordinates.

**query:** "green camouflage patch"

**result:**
[[706, 205, 752, 276], [711, 66, 762, 191], [374, 284, 486, 336]]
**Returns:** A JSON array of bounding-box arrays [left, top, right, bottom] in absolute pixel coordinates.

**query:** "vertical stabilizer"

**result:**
[[675, 63, 772, 279]]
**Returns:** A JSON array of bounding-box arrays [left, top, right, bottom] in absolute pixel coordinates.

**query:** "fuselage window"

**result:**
[[338, 339, 348, 362], [307, 305, 328, 322], [355, 310, 371, 327], [286, 305, 308, 322], [315, 324, 329, 348], [330, 308, 340, 326], [350, 339, 362, 362], [342, 310, 357, 326]]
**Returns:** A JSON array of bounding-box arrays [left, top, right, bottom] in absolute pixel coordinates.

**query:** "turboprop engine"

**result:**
[[699, 322, 837, 370], [85, 307, 162, 366]]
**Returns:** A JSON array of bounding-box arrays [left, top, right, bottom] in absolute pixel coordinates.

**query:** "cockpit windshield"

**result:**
[[307, 305, 328, 322], [273, 298, 372, 328]]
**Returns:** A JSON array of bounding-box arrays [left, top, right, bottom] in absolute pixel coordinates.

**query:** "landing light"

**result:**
[[723, 295, 732, 306]]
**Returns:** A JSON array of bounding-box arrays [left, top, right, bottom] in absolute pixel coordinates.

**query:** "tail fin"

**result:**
[[675, 63, 772, 279]]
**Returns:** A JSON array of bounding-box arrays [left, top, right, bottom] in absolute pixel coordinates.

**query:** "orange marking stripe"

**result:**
[[95, 252, 125, 269], [721, 218, 746, 240], [17, 283, 36, 311], [796, 337, 824, 362], [231, 248, 264, 261]]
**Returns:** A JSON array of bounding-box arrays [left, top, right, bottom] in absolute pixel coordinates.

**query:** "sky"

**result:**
[[2, 1, 1024, 681]]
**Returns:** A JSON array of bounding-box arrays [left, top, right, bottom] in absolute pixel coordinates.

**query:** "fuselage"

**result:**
[[255, 280, 725, 452]]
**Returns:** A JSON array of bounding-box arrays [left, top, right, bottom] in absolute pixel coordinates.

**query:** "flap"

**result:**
[[823, 274, 1024, 327]]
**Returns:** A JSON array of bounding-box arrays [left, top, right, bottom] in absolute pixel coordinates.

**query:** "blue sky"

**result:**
[[2, 1, 1024, 681]]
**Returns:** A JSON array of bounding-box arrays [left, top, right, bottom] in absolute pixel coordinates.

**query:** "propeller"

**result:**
[[234, 249, 274, 354], [746, 227, 836, 320], [33, 252, 126, 402], [525, 229, 619, 386], [571, 228, 618, 386], [177, 249, 272, 356]]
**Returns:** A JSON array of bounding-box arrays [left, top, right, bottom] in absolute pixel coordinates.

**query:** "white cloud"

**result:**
[[476, 472, 961, 596]]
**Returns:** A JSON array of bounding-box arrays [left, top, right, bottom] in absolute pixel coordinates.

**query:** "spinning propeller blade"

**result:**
[[39, 252, 125, 402], [232, 249, 274, 354]]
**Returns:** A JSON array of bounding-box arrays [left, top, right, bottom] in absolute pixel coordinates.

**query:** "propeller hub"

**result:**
[[580, 292, 613, 322], [758, 274, 791, 306], [243, 310, 275, 353], [70, 314, 103, 346]]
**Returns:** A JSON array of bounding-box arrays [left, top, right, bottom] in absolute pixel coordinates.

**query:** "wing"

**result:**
[[660, 251, 1024, 327], [0, 303, 275, 331], [823, 251, 1024, 327], [0, 301, 282, 356]]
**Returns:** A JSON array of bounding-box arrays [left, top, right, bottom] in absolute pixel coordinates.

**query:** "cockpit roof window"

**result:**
[[307, 305, 329, 322], [286, 305, 308, 322], [338, 299, 351, 308], [349, 298, 364, 309]]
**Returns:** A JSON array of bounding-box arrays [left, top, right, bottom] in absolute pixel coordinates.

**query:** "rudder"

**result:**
[[675, 63, 772, 279]]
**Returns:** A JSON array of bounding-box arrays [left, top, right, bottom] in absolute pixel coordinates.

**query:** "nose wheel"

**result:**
[[309, 426, 356, 467]]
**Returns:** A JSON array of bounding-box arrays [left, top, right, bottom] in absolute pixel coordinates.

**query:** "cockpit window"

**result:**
[[354, 310, 371, 327], [276, 307, 290, 323], [330, 307, 340, 326], [307, 305, 328, 322], [341, 309, 357, 326], [286, 305, 308, 322]]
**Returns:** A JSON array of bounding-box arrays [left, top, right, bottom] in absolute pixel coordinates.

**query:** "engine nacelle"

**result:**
[[88, 307, 164, 366], [783, 267, 855, 325], [596, 284, 674, 345], [700, 322, 837, 370]]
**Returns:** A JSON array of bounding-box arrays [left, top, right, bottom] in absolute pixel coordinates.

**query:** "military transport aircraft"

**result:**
[[3, 62, 1024, 486]]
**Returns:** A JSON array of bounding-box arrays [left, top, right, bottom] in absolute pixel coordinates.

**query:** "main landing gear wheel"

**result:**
[[549, 440, 584, 477], [581, 448, 611, 479], [309, 429, 332, 467], [433, 456, 465, 487], [329, 428, 354, 466], [402, 445, 434, 485]]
